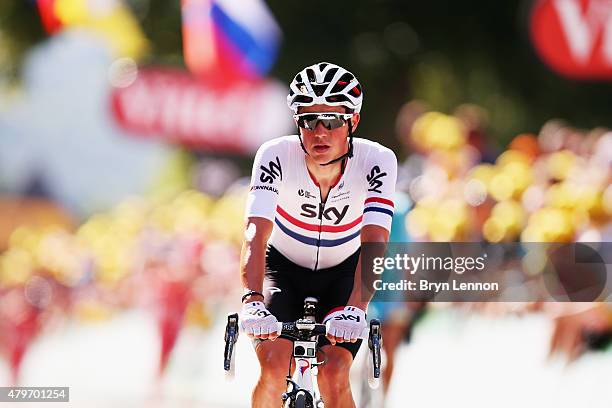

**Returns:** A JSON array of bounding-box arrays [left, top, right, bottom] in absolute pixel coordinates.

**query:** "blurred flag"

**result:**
[[181, 0, 281, 81], [36, 0, 63, 34], [35, 0, 148, 59]]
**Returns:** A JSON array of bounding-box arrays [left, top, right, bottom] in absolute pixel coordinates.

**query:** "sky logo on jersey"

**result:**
[[259, 156, 282, 183], [182, 0, 281, 80], [367, 165, 387, 193], [300, 203, 349, 225]]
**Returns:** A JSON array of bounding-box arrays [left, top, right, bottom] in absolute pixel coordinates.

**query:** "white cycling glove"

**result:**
[[324, 306, 367, 344], [240, 301, 279, 339]]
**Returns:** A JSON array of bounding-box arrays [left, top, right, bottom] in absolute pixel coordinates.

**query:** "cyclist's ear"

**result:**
[[350, 113, 360, 132]]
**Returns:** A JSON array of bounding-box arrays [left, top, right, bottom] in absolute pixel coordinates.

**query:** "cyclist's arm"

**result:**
[[347, 224, 390, 310], [240, 217, 272, 302], [241, 138, 285, 302], [348, 145, 398, 310]]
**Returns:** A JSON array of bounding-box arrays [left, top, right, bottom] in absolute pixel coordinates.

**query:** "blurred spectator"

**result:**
[[549, 304, 612, 362]]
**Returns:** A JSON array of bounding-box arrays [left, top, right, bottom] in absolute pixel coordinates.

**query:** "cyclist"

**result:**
[[239, 62, 397, 407]]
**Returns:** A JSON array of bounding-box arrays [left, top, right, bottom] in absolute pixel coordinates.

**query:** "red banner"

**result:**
[[110, 68, 291, 153], [530, 0, 612, 80]]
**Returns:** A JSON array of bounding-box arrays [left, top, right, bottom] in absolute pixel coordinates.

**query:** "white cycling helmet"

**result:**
[[287, 62, 363, 113]]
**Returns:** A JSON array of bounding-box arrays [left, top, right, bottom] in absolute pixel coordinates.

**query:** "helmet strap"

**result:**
[[298, 134, 309, 156], [320, 118, 354, 174]]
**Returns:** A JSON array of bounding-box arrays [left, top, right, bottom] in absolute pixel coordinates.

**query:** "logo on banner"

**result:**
[[530, 0, 612, 79], [110, 68, 292, 152]]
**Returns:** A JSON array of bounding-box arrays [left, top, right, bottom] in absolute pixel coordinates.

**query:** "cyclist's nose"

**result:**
[[314, 120, 330, 135]]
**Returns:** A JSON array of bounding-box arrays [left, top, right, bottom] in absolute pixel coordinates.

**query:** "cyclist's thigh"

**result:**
[[317, 345, 353, 378], [255, 337, 293, 369]]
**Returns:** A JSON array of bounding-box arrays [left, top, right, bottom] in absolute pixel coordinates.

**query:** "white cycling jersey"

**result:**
[[245, 136, 397, 270]]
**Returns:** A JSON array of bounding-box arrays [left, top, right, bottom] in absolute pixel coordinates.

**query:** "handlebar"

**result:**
[[274, 321, 371, 340], [223, 298, 382, 386]]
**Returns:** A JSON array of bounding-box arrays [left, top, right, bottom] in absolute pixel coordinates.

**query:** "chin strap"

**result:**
[[298, 119, 354, 175]]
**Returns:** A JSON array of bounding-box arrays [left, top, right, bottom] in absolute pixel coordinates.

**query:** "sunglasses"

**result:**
[[293, 112, 353, 130]]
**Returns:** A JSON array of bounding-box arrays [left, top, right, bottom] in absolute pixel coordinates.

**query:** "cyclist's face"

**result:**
[[297, 104, 360, 164]]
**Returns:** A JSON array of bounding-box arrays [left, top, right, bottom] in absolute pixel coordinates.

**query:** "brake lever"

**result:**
[[224, 313, 239, 371], [368, 319, 382, 379]]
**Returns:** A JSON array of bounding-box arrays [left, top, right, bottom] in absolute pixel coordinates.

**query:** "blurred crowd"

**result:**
[[395, 100, 611, 244], [391, 100, 612, 367], [0, 178, 246, 382]]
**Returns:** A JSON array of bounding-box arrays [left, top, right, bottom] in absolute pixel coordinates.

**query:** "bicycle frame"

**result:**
[[291, 340, 318, 391], [281, 318, 324, 408], [284, 337, 323, 407], [281, 298, 325, 407]]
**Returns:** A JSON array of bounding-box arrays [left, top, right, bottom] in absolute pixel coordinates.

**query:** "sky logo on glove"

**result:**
[[333, 314, 361, 322], [247, 308, 272, 318]]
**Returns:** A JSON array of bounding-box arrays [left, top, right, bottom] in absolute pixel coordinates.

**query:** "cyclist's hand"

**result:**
[[324, 306, 367, 345], [240, 301, 280, 340]]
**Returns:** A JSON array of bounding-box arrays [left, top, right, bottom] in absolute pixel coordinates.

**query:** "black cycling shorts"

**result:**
[[253, 245, 362, 359]]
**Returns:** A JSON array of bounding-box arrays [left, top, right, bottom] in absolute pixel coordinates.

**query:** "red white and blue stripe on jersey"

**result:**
[[274, 198, 393, 247], [364, 197, 394, 217]]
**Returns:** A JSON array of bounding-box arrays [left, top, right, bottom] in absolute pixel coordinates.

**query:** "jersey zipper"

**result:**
[[313, 198, 324, 271]]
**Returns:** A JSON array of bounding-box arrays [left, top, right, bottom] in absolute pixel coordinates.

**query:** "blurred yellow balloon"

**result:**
[[489, 172, 515, 201], [546, 150, 576, 181], [522, 207, 574, 242], [483, 217, 509, 243], [75, 300, 114, 322], [185, 300, 213, 329], [496, 150, 532, 167], [0, 248, 34, 288], [412, 112, 466, 151], [483, 200, 526, 242], [467, 164, 496, 185]]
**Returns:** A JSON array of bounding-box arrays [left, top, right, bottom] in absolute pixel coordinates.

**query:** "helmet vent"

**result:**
[[330, 73, 354, 93], [348, 84, 362, 97], [311, 84, 327, 97], [323, 68, 338, 83], [306, 68, 316, 83], [326, 94, 350, 104], [293, 95, 313, 104]]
